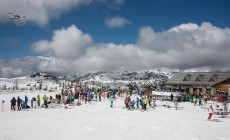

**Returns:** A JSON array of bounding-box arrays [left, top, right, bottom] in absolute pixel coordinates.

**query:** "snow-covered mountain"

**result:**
[[0, 70, 176, 90], [68, 70, 175, 83], [30, 72, 63, 81]]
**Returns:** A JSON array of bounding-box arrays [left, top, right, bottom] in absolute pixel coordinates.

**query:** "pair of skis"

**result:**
[[205, 119, 221, 122]]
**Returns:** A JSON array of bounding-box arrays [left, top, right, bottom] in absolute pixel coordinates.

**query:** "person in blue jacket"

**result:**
[[24, 95, 28, 108], [140, 98, 144, 110], [131, 100, 135, 109], [136, 97, 140, 109], [198, 96, 202, 106]]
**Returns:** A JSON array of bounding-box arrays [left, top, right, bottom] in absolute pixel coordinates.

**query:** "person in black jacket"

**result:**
[[17, 96, 22, 110], [170, 93, 174, 102], [10, 97, 16, 111]]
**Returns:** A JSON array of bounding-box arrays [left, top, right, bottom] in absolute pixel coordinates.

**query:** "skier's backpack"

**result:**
[[125, 99, 129, 104]]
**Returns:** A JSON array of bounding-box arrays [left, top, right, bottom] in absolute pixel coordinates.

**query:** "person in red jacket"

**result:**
[[207, 105, 214, 120], [220, 94, 225, 103]]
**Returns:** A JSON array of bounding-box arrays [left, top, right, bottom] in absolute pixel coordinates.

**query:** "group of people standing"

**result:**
[[124, 95, 154, 111], [10, 94, 52, 111], [10, 95, 29, 111]]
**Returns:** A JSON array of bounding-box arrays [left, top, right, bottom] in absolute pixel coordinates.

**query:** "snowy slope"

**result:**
[[0, 73, 61, 90], [0, 91, 229, 140]]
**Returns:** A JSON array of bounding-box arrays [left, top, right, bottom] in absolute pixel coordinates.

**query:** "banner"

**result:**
[[152, 91, 181, 97]]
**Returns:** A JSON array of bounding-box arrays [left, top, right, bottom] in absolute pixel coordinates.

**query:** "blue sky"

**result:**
[[0, 0, 230, 77]]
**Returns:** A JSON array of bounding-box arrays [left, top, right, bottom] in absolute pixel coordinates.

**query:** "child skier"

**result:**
[[174, 100, 179, 110], [131, 100, 135, 109], [223, 101, 228, 112], [125, 97, 129, 109], [193, 96, 197, 106], [152, 97, 156, 108], [198, 96, 202, 106], [77, 101, 81, 106]]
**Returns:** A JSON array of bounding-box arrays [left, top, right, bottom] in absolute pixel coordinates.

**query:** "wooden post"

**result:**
[[2, 100, 4, 112]]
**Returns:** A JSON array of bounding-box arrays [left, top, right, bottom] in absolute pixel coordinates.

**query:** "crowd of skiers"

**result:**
[[123, 95, 155, 111], [8, 87, 229, 121], [9, 88, 114, 111], [8, 87, 145, 111]]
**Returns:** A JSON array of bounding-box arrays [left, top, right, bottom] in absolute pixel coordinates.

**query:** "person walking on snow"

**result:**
[[193, 96, 197, 106], [203, 94, 208, 104], [36, 95, 40, 107], [24, 95, 28, 107], [143, 98, 148, 111], [43, 95, 48, 108], [109, 97, 114, 108], [30, 98, 33, 108], [32, 97, 37, 108], [140, 98, 144, 110], [170, 93, 174, 102], [198, 96, 202, 106], [207, 105, 214, 120], [10, 97, 16, 111], [136, 97, 140, 109], [125, 97, 129, 109], [17, 96, 22, 111]]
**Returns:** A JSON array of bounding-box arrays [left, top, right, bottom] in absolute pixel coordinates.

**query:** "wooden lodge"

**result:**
[[166, 72, 230, 96]]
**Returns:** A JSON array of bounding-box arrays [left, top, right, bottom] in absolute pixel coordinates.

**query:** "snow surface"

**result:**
[[0, 90, 230, 140]]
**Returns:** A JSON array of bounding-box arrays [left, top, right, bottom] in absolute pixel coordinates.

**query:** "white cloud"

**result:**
[[0, 0, 125, 26], [169, 23, 199, 32], [105, 16, 131, 28], [1, 22, 230, 77], [137, 22, 230, 69], [0, 57, 43, 78], [31, 25, 92, 59]]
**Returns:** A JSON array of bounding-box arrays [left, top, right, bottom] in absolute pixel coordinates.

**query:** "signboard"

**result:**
[[152, 91, 181, 97]]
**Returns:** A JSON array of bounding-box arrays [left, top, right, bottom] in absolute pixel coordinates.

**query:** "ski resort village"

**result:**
[[0, 71, 230, 140], [1, 0, 230, 140]]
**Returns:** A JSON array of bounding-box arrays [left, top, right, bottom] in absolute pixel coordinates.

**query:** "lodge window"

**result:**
[[183, 76, 189, 81], [195, 76, 201, 82], [209, 77, 215, 82]]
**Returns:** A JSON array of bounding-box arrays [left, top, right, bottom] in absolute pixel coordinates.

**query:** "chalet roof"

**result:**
[[166, 72, 230, 86]]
